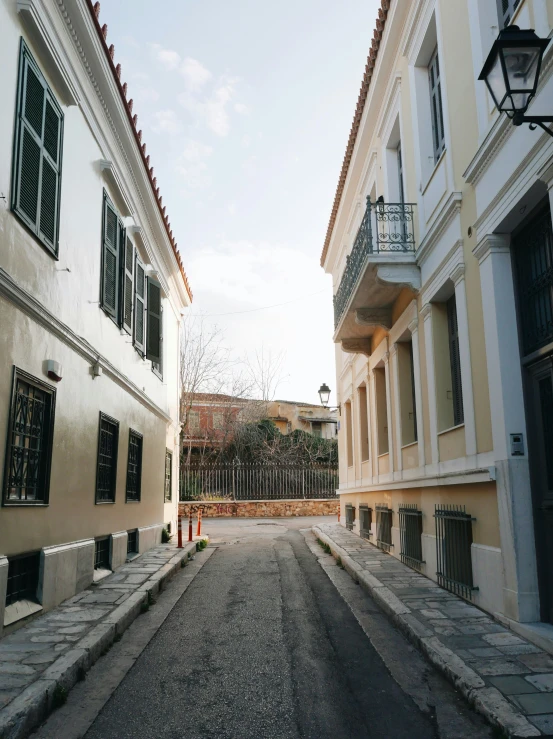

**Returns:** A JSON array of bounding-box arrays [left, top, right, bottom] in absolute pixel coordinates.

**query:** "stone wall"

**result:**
[[178, 499, 339, 518]]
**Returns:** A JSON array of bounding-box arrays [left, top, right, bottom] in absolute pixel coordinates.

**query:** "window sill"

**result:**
[[126, 553, 140, 562], [421, 148, 446, 196], [125, 499, 141, 504], [401, 441, 418, 450], [2, 501, 49, 507], [4, 599, 43, 628], [95, 500, 116, 505], [377, 452, 389, 459], [437, 423, 465, 436]]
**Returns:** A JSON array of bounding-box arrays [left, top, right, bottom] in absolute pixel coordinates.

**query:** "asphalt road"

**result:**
[[79, 518, 490, 739]]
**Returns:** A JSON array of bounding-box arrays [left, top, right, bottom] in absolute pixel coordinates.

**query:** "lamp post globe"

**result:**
[[318, 383, 331, 407]]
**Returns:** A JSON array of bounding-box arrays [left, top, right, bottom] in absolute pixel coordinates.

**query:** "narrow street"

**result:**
[[34, 518, 491, 739]]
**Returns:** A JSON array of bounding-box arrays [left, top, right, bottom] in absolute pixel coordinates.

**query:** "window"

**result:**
[[399, 505, 424, 569], [96, 413, 119, 503], [397, 142, 405, 205], [358, 385, 369, 462], [345, 503, 355, 531], [126, 430, 143, 502], [497, 0, 521, 28], [6, 552, 40, 606], [121, 236, 134, 335], [164, 449, 172, 502], [212, 412, 223, 430], [100, 191, 124, 321], [435, 505, 476, 599], [359, 505, 372, 540], [428, 47, 445, 163], [374, 367, 389, 455], [127, 529, 138, 555], [397, 343, 417, 446], [94, 537, 111, 570], [344, 401, 353, 467], [447, 296, 464, 426], [3, 368, 56, 505], [188, 410, 200, 433], [146, 278, 162, 365], [134, 255, 146, 354], [11, 40, 64, 257], [311, 421, 322, 438], [376, 505, 393, 552]]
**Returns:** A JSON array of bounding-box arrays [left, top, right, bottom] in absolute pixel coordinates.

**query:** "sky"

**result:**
[[103, 0, 379, 405]]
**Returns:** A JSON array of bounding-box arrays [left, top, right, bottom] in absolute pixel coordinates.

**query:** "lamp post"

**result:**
[[318, 383, 340, 413], [478, 25, 552, 137]]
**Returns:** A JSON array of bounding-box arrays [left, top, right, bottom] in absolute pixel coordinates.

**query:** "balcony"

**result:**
[[333, 198, 420, 353]]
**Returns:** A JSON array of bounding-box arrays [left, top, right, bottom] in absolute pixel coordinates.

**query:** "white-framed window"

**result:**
[[428, 47, 445, 164], [212, 412, 223, 430]]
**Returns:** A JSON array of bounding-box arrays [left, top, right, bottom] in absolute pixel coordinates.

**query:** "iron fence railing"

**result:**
[[333, 197, 416, 328], [359, 505, 372, 540], [399, 504, 424, 570], [376, 505, 393, 551], [180, 462, 338, 501], [345, 503, 355, 530], [434, 504, 478, 600]]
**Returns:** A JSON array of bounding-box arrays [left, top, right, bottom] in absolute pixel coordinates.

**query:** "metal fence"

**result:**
[[180, 462, 339, 501], [376, 505, 393, 552], [435, 504, 478, 600], [399, 504, 424, 570]]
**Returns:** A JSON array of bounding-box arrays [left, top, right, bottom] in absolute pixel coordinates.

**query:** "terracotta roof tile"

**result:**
[[85, 1, 193, 301], [320, 0, 391, 268]]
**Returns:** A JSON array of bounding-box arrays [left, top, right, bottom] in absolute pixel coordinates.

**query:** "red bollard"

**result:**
[[338, 508, 340, 523], [177, 514, 183, 549], [196, 507, 202, 537], [188, 509, 193, 542]]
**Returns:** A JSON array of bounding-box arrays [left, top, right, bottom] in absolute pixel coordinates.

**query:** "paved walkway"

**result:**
[[0, 541, 196, 739], [315, 523, 553, 738]]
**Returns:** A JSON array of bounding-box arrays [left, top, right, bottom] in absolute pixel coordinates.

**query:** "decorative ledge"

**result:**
[[99, 160, 133, 217]]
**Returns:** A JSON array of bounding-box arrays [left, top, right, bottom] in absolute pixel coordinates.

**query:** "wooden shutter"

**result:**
[[447, 296, 464, 426], [121, 236, 134, 334], [101, 194, 119, 318], [146, 278, 162, 364], [12, 41, 63, 256], [134, 256, 146, 354]]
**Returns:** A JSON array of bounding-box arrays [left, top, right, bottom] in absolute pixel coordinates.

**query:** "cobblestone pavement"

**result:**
[[316, 523, 553, 737], [0, 542, 194, 737]]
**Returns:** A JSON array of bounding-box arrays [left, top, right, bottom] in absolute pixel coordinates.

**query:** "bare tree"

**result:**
[[244, 345, 286, 403]]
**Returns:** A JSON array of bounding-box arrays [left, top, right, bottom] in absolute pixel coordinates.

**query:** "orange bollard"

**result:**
[[338, 508, 340, 523], [196, 507, 202, 537], [177, 514, 183, 548], [188, 509, 193, 542]]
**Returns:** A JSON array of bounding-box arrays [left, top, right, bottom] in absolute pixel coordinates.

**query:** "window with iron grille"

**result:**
[[345, 503, 355, 531], [359, 505, 372, 540], [96, 413, 119, 503], [126, 430, 142, 502], [497, 0, 521, 28], [5, 552, 40, 606], [11, 40, 64, 258], [428, 47, 445, 164], [376, 505, 393, 551], [3, 368, 56, 505], [399, 505, 424, 569], [164, 449, 172, 502], [435, 505, 478, 599], [447, 295, 464, 426], [127, 529, 138, 555], [94, 537, 111, 570]]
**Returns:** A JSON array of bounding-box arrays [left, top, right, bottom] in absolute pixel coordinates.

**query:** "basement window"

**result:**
[[4, 551, 43, 627], [127, 529, 138, 556], [94, 536, 111, 581]]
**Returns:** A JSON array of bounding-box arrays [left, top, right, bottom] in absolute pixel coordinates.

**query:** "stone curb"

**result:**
[[312, 526, 541, 739], [0, 542, 197, 739]]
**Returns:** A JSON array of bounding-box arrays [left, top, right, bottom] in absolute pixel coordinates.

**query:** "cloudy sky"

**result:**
[[103, 0, 378, 404]]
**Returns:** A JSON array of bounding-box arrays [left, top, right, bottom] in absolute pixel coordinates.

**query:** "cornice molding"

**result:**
[[472, 233, 510, 265], [0, 268, 172, 424], [421, 303, 432, 320], [450, 262, 465, 286], [416, 191, 463, 266], [408, 318, 419, 335]]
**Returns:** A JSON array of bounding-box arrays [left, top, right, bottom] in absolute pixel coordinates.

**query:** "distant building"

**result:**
[[267, 401, 338, 439]]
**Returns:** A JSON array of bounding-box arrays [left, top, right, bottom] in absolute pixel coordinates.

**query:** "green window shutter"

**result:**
[[11, 41, 63, 256], [134, 256, 146, 354], [101, 194, 119, 318], [146, 278, 162, 364], [121, 236, 134, 334]]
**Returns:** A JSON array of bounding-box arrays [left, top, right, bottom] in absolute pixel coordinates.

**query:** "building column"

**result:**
[[408, 316, 425, 469], [421, 303, 439, 469], [383, 350, 394, 477], [390, 343, 402, 477], [365, 368, 374, 485], [474, 233, 540, 623], [450, 263, 477, 459]]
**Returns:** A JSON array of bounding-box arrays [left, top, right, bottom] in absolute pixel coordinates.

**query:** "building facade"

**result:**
[[0, 0, 191, 635], [322, 0, 553, 634], [268, 400, 338, 439]]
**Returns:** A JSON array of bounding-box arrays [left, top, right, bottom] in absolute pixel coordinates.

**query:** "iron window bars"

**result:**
[[164, 449, 172, 502], [6, 551, 41, 606], [359, 505, 372, 540], [376, 505, 393, 552], [127, 529, 138, 555], [96, 413, 119, 503], [345, 503, 355, 531], [333, 197, 416, 328], [125, 430, 143, 502], [3, 368, 56, 505], [399, 505, 424, 570], [435, 504, 478, 600], [94, 537, 111, 570]]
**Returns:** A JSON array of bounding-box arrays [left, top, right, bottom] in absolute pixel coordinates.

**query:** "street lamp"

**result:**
[[478, 25, 552, 137], [318, 383, 331, 407]]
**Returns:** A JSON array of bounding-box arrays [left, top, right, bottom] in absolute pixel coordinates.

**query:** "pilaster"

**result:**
[[383, 350, 394, 477], [408, 316, 425, 468], [421, 303, 439, 468]]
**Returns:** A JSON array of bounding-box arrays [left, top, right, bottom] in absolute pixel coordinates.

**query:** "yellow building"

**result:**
[[322, 0, 553, 635], [268, 400, 338, 438]]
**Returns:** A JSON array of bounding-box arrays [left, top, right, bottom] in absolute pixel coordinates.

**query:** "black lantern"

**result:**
[[479, 26, 552, 136], [318, 383, 331, 407]]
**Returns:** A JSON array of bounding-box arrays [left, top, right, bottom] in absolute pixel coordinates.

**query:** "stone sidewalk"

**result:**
[[0, 540, 197, 739], [314, 523, 553, 739]]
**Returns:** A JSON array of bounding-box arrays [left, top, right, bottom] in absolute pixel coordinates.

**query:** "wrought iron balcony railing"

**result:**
[[333, 197, 416, 328]]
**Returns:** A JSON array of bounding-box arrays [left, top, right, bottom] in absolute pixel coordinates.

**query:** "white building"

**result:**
[[0, 0, 191, 636]]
